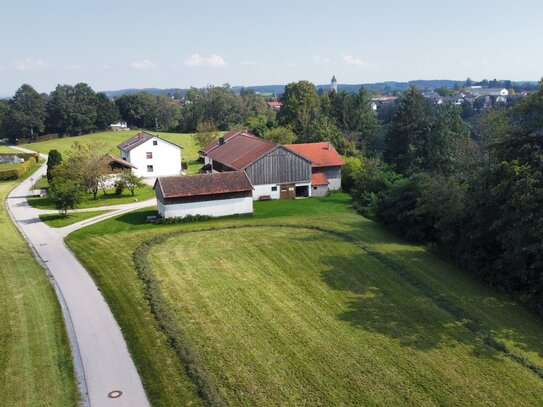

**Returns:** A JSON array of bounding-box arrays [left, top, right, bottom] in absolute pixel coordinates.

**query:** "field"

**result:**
[[0, 145, 18, 153], [19, 130, 202, 173], [0, 162, 78, 405], [66, 194, 543, 406]]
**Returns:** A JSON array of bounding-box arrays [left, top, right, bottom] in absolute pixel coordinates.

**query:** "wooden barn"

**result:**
[[154, 171, 254, 218], [201, 131, 312, 200]]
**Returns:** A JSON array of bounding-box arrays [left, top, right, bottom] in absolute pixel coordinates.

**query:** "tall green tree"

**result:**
[[383, 86, 430, 175], [46, 149, 62, 183], [278, 81, 320, 134], [4, 84, 46, 142], [94, 92, 119, 131]]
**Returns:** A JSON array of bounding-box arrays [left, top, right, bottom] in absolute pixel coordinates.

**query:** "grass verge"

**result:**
[[0, 161, 78, 406], [39, 210, 112, 228]]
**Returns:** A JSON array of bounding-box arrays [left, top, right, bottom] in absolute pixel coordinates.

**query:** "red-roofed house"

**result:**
[[154, 171, 253, 218], [266, 101, 283, 111], [285, 142, 345, 195], [201, 129, 312, 200]]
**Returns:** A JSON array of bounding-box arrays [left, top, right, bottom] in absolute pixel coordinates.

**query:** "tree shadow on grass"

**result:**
[[115, 209, 157, 225], [319, 249, 505, 358]]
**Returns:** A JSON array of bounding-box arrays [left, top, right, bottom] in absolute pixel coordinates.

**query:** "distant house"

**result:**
[[117, 131, 182, 178], [110, 121, 129, 131], [285, 142, 345, 194], [266, 101, 283, 111], [201, 130, 312, 200], [154, 171, 253, 218]]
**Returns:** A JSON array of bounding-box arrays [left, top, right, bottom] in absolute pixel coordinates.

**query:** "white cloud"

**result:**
[[9, 58, 50, 71], [131, 60, 158, 70], [66, 64, 82, 70], [312, 54, 331, 65], [342, 52, 371, 67], [102, 64, 111, 70], [185, 53, 227, 67]]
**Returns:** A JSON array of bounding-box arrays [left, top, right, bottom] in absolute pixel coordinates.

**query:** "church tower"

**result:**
[[331, 75, 337, 93]]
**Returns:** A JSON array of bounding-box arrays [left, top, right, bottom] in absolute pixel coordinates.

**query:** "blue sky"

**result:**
[[1, 0, 542, 95]]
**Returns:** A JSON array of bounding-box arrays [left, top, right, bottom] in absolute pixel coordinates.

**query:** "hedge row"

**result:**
[[154, 214, 212, 224], [0, 156, 37, 180]]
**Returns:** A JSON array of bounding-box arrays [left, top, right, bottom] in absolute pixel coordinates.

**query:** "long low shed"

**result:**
[[154, 171, 254, 218]]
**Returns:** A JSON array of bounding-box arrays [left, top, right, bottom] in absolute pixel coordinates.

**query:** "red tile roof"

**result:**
[[284, 142, 345, 167], [155, 171, 253, 199], [104, 153, 137, 169], [199, 129, 257, 155], [117, 131, 182, 152], [311, 172, 329, 186], [266, 101, 283, 107], [206, 134, 279, 170]]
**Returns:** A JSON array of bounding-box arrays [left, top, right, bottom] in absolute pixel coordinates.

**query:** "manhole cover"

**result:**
[[108, 390, 123, 399]]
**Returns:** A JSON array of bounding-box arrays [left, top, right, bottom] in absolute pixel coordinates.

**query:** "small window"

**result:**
[[313, 186, 317, 190], [153, 140, 158, 146], [146, 152, 153, 159], [271, 186, 277, 192], [147, 165, 154, 172]]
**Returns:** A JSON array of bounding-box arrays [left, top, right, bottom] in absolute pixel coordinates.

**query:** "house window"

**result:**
[[146, 152, 153, 159], [153, 140, 158, 146], [313, 186, 317, 190], [271, 186, 277, 192], [147, 165, 154, 172]]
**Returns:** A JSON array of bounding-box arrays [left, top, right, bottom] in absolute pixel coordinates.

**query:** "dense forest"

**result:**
[[1, 80, 541, 317]]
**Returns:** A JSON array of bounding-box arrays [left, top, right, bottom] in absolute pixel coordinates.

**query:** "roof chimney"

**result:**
[[219, 136, 225, 145]]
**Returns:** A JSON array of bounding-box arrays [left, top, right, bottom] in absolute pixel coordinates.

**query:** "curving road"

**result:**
[[6, 149, 152, 407]]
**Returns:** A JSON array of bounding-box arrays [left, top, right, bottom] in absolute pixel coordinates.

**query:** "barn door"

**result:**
[[280, 183, 295, 199]]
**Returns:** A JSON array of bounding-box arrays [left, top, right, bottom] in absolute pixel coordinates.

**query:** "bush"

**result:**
[[0, 156, 37, 180], [154, 214, 212, 224]]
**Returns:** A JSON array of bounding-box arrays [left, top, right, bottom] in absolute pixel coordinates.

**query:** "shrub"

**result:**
[[154, 214, 212, 224], [0, 156, 37, 180]]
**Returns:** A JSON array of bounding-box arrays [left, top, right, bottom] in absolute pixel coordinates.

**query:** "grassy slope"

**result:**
[[0, 163, 78, 406], [28, 184, 155, 210], [20, 130, 202, 173], [39, 210, 111, 228], [66, 194, 543, 406], [0, 145, 18, 153]]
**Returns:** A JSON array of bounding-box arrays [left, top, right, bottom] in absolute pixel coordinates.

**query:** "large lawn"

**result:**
[[0, 163, 78, 406], [20, 130, 202, 173], [66, 194, 543, 406], [0, 145, 18, 153]]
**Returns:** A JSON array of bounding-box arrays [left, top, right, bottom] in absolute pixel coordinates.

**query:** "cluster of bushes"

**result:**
[[154, 214, 212, 224], [0, 155, 38, 180]]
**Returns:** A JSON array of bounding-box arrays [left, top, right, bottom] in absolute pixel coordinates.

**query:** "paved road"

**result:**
[[6, 150, 151, 407]]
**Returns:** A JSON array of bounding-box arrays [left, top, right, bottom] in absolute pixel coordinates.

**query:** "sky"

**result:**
[[1, 0, 542, 96]]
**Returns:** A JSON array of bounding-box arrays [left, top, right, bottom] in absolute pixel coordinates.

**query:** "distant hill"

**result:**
[[99, 79, 538, 99]]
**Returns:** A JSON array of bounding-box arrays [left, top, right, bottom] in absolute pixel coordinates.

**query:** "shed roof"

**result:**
[[284, 142, 345, 167], [104, 153, 137, 169], [117, 131, 182, 152], [155, 171, 253, 199], [312, 172, 329, 186], [206, 134, 279, 170]]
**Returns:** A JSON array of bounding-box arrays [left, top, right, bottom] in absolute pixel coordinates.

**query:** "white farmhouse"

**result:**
[[154, 171, 254, 218], [117, 131, 182, 178]]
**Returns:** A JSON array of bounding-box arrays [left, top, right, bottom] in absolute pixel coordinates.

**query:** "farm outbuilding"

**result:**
[[154, 171, 253, 219]]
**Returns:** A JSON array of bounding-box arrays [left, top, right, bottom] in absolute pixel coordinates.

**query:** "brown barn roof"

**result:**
[[155, 171, 253, 199], [199, 129, 257, 155], [206, 134, 279, 170], [284, 142, 345, 167], [117, 131, 182, 152]]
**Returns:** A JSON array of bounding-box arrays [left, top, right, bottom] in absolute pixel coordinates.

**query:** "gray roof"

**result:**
[[117, 131, 182, 152]]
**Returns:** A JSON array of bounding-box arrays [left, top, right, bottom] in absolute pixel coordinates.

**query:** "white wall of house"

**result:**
[[311, 185, 329, 197], [123, 138, 181, 177], [252, 183, 281, 200], [328, 177, 342, 191], [158, 196, 253, 218]]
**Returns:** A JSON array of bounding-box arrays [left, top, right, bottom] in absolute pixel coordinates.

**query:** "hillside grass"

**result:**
[[0, 145, 18, 153], [28, 184, 155, 210], [65, 193, 543, 406], [39, 210, 112, 228], [0, 162, 78, 406], [19, 130, 202, 173]]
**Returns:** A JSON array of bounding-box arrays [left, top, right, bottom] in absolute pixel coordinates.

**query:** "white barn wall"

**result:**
[[123, 138, 181, 177], [311, 185, 329, 197], [159, 196, 253, 218], [328, 177, 341, 191], [252, 183, 280, 200]]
